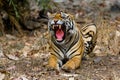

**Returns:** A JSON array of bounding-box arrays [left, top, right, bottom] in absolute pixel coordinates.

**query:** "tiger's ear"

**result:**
[[47, 12, 54, 19], [61, 12, 75, 20], [61, 12, 68, 18]]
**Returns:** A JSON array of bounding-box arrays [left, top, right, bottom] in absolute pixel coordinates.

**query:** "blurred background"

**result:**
[[0, 0, 120, 36]]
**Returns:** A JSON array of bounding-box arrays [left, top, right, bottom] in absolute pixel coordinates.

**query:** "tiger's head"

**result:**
[[48, 12, 76, 42]]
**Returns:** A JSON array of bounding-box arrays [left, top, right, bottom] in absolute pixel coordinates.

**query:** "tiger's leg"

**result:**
[[48, 54, 60, 70], [62, 55, 82, 71]]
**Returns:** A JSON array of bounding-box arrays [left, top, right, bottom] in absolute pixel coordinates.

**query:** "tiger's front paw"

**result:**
[[62, 61, 75, 71], [47, 54, 60, 70], [47, 63, 60, 71]]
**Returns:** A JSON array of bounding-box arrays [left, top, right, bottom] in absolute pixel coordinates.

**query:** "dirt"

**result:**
[[13, 55, 120, 80], [0, 52, 120, 80]]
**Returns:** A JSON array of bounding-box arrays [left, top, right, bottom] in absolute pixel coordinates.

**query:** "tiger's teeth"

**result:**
[[59, 25, 61, 29], [53, 26, 54, 29]]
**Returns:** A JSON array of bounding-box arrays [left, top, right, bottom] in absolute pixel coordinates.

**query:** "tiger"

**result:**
[[47, 12, 97, 71]]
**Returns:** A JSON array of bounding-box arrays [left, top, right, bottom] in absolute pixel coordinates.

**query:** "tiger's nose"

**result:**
[[54, 20, 58, 24]]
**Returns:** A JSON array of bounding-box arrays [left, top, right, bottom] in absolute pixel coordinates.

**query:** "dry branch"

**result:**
[[0, 15, 5, 36], [9, 15, 23, 36]]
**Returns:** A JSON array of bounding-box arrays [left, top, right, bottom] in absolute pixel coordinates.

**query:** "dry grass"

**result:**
[[94, 16, 120, 56]]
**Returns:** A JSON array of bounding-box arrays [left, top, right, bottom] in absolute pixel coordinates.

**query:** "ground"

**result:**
[[0, 48, 120, 80]]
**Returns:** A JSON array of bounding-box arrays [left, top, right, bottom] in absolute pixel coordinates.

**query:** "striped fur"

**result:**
[[47, 12, 97, 71], [81, 24, 97, 57]]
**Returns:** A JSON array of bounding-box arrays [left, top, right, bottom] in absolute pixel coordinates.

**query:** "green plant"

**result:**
[[0, 0, 29, 36], [36, 0, 54, 10], [7, 0, 20, 18]]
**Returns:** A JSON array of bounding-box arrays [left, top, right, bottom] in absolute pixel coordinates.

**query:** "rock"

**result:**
[[93, 46, 101, 54], [53, 0, 65, 3], [6, 34, 16, 40], [69, 77, 74, 80], [93, 57, 102, 64], [4, 54, 19, 61], [73, 1, 80, 6], [116, 30, 120, 37], [18, 75, 28, 80], [0, 45, 4, 58], [94, 49, 101, 56], [24, 20, 41, 30], [27, 0, 39, 10], [0, 72, 5, 80], [60, 73, 78, 77]]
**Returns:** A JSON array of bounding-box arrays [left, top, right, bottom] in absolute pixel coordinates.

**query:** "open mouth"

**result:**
[[52, 24, 65, 42]]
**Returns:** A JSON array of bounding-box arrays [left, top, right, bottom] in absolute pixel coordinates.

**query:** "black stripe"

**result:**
[[69, 41, 82, 57], [51, 53, 58, 58], [67, 31, 79, 52], [82, 23, 96, 31], [83, 31, 94, 38], [53, 41, 65, 54], [71, 54, 81, 59], [65, 35, 72, 45], [85, 23, 96, 28], [51, 47, 62, 58]]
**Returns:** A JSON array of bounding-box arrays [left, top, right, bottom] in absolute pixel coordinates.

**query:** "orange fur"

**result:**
[[48, 54, 59, 70]]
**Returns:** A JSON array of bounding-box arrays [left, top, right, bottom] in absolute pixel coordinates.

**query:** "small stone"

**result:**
[[69, 77, 74, 80], [0, 45, 4, 58], [53, 0, 65, 3], [93, 57, 102, 64], [0, 72, 5, 80], [19, 75, 28, 80], [116, 31, 120, 37], [94, 49, 101, 54], [6, 34, 16, 40]]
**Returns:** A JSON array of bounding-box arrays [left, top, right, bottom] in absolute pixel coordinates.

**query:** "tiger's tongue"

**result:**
[[56, 29, 64, 41]]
